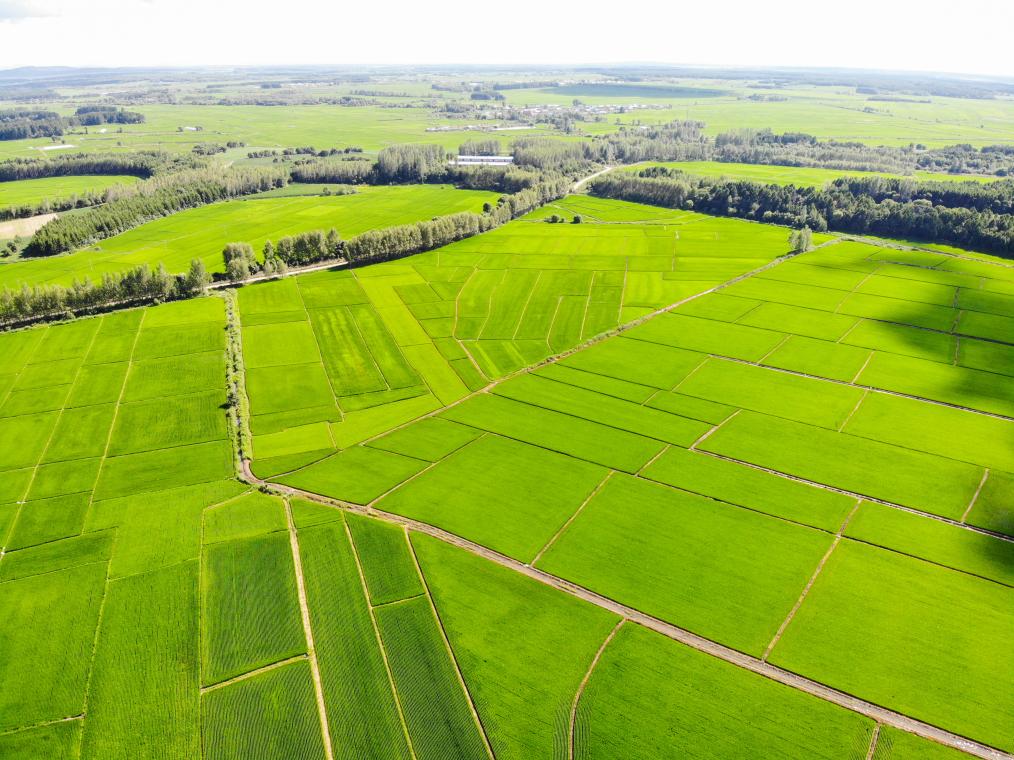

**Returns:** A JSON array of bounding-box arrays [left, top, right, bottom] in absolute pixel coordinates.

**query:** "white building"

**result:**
[[454, 155, 514, 166]]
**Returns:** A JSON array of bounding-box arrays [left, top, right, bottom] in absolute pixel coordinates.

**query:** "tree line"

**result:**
[[224, 177, 570, 278], [0, 259, 211, 327], [590, 171, 1014, 256], [23, 165, 288, 256], [0, 107, 145, 141], [1, 175, 570, 326], [0, 151, 189, 182]]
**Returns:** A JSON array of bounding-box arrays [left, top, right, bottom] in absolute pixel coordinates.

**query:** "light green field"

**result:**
[[238, 200, 799, 472], [0, 174, 140, 208], [1, 191, 1011, 757], [0, 184, 499, 289], [621, 160, 1000, 185], [0, 105, 499, 159]]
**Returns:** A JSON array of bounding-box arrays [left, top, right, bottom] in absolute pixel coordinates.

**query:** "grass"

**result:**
[[87, 480, 246, 579], [374, 596, 488, 760], [701, 411, 984, 519], [203, 491, 286, 544], [0, 185, 498, 289], [537, 475, 833, 655], [967, 469, 1013, 536], [845, 501, 1014, 586], [0, 720, 83, 758], [278, 446, 427, 504], [80, 562, 200, 760], [622, 160, 999, 186], [346, 513, 423, 605], [107, 389, 229, 455], [0, 174, 139, 208], [842, 392, 1014, 472], [642, 446, 855, 532], [201, 532, 306, 685], [0, 530, 112, 582], [0, 563, 106, 732], [378, 434, 606, 562], [492, 373, 710, 446], [413, 533, 619, 760], [442, 393, 665, 472], [201, 660, 327, 760], [237, 203, 794, 460], [675, 358, 865, 429], [575, 623, 874, 759], [297, 518, 412, 759], [872, 726, 970, 760], [770, 540, 1014, 752]]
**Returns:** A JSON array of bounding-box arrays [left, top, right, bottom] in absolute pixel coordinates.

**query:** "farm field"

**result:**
[[261, 200, 1014, 754], [1, 178, 1012, 760], [239, 200, 807, 475], [0, 184, 499, 289], [0, 174, 140, 209], [619, 160, 1000, 186]]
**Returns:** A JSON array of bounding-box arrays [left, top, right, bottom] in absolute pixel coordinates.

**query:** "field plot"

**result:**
[[769, 541, 1013, 752], [0, 296, 245, 754], [0, 184, 498, 289], [619, 160, 998, 186], [261, 218, 1012, 754], [0, 174, 139, 209], [575, 624, 873, 759], [242, 199, 796, 473]]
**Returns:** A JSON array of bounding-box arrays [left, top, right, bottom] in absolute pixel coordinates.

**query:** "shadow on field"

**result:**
[[869, 262, 1013, 552]]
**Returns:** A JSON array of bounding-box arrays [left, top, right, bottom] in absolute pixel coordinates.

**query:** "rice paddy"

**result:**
[[1, 193, 1011, 758]]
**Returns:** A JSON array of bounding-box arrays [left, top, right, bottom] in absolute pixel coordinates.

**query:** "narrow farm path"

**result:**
[[571, 165, 615, 194]]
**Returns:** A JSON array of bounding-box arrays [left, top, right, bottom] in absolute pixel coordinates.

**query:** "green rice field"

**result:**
[[0, 184, 499, 289], [0, 193, 1011, 758], [619, 160, 999, 186], [0, 174, 140, 209]]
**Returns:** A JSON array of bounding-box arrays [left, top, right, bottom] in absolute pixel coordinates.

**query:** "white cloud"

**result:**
[[0, 0, 1010, 78], [0, 0, 52, 21]]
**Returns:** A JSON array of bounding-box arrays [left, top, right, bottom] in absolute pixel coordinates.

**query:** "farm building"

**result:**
[[454, 154, 514, 166]]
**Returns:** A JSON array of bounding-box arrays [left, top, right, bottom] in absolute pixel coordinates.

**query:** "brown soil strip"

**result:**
[[569, 619, 625, 760], [0, 212, 56, 238], [200, 654, 308, 694], [285, 499, 335, 760], [866, 723, 882, 760], [961, 470, 991, 524]]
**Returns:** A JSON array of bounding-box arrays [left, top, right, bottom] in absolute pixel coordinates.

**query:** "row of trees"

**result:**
[[0, 259, 210, 326], [706, 128, 1014, 176], [590, 172, 1014, 256], [0, 107, 145, 141], [0, 151, 191, 182], [223, 177, 571, 281], [24, 165, 288, 256]]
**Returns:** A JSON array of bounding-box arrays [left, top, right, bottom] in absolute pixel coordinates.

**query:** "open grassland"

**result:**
[[500, 83, 1014, 147], [0, 104, 548, 159], [619, 160, 1000, 185], [0, 174, 140, 209], [0, 184, 499, 289]]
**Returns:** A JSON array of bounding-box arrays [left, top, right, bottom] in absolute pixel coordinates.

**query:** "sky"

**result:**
[[0, 0, 1012, 79]]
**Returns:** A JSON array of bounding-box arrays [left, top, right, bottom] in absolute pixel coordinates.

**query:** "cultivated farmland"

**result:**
[[0, 117, 1011, 760]]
